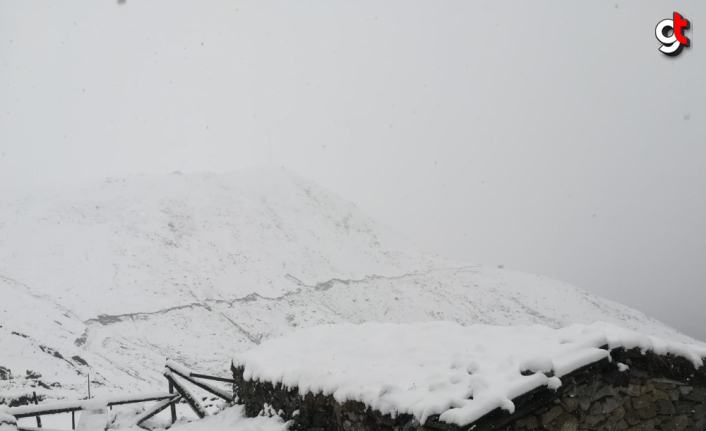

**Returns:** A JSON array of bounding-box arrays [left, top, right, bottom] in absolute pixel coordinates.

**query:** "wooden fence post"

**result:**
[[169, 381, 177, 424]]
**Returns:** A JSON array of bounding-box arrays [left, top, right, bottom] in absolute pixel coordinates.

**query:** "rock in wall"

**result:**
[[501, 349, 706, 431]]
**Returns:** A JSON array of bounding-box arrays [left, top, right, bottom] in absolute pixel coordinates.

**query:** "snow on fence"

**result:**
[[8, 393, 178, 419], [1, 360, 235, 431]]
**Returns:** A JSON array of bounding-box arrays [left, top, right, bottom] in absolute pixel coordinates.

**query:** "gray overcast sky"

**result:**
[[1, 1, 705, 340]]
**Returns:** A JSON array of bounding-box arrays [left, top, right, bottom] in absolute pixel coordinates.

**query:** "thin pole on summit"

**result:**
[[33, 391, 42, 428]]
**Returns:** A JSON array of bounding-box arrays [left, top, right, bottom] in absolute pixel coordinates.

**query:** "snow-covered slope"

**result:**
[[0, 167, 698, 402], [0, 168, 449, 319]]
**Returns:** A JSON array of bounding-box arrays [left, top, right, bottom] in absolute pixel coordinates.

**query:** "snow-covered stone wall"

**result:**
[[499, 348, 706, 431], [232, 348, 706, 431]]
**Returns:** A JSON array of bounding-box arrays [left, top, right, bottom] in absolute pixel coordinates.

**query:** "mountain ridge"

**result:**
[[0, 167, 699, 405]]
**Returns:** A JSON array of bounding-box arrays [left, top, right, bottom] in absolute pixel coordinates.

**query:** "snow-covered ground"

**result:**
[[234, 321, 706, 427], [0, 168, 701, 406], [139, 405, 289, 431]]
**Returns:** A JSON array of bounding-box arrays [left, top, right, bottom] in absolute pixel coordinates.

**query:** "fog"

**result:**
[[1, 1, 704, 340]]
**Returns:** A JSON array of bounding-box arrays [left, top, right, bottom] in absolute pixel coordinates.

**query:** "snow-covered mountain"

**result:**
[[0, 167, 696, 403]]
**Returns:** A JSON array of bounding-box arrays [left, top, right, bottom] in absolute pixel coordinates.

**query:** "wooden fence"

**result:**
[[2, 360, 235, 431]]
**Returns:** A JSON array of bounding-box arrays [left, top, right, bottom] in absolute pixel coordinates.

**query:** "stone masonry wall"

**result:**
[[232, 349, 706, 431], [500, 369, 706, 431]]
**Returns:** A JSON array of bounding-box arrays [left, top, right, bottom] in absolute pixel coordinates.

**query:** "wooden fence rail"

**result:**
[[8, 393, 178, 419], [163, 360, 235, 420]]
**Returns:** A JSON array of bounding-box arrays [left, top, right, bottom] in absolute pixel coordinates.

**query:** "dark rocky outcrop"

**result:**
[[0, 366, 11, 380]]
